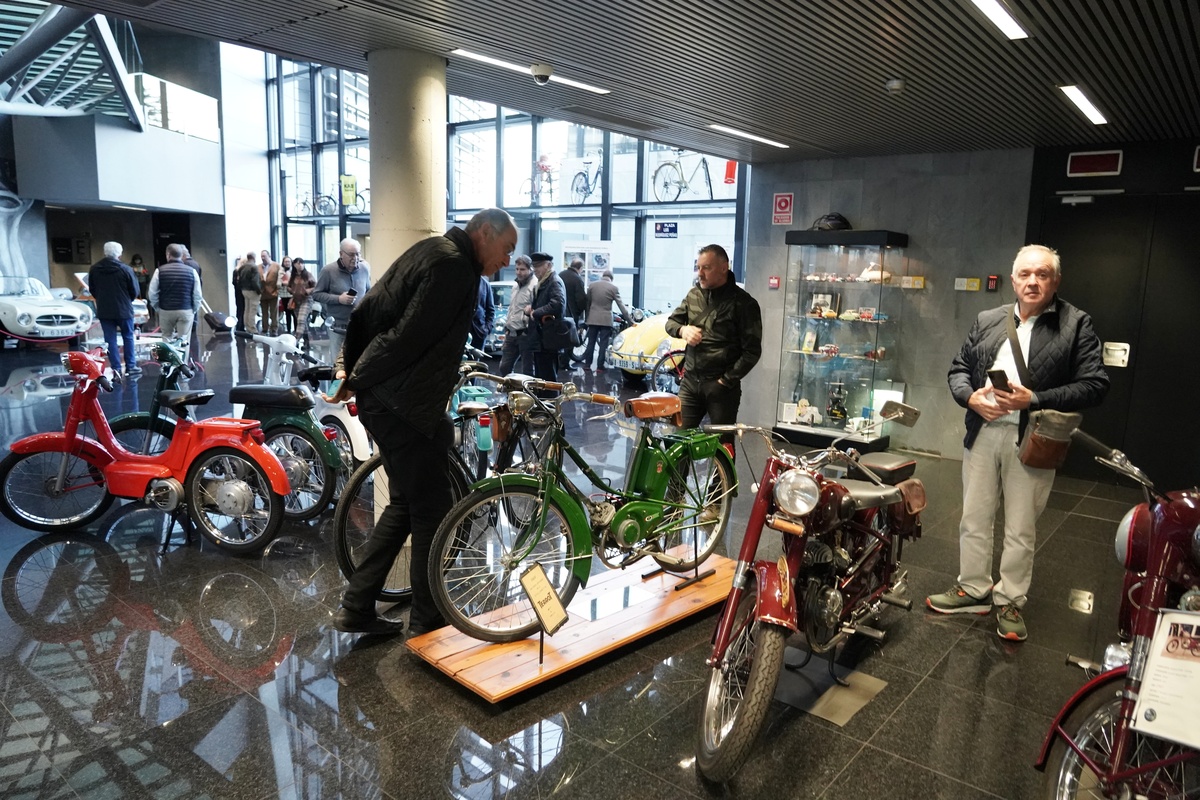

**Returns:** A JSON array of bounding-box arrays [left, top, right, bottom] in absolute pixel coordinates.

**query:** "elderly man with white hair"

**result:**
[[87, 241, 140, 375]]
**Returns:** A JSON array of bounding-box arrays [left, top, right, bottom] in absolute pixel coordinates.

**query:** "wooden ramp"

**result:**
[[407, 554, 734, 703]]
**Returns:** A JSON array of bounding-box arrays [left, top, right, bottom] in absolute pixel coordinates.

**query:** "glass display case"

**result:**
[[774, 230, 908, 451]]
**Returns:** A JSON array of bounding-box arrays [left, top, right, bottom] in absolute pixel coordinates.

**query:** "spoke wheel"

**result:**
[[333, 453, 471, 602], [654, 453, 734, 572], [696, 575, 786, 782], [1043, 690, 1199, 799], [571, 172, 590, 204], [265, 426, 335, 519], [650, 349, 685, 394], [430, 484, 579, 642], [109, 414, 175, 455], [653, 163, 684, 202], [185, 447, 283, 554], [0, 451, 113, 531], [322, 416, 360, 500]]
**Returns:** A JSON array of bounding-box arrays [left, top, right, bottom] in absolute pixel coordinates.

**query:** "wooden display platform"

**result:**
[[407, 554, 735, 703]]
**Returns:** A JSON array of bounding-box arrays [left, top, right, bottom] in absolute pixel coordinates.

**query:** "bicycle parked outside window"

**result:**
[[652, 148, 713, 202], [571, 153, 603, 204], [519, 157, 556, 205]]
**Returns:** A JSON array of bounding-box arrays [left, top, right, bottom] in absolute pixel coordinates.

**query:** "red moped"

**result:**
[[695, 400, 924, 782], [0, 349, 290, 553], [1036, 429, 1199, 798]]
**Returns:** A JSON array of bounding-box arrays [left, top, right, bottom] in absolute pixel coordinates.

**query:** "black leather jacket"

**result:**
[[948, 295, 1109, 448], [341, 227, 481, 437], [664, 279, 762, 383]]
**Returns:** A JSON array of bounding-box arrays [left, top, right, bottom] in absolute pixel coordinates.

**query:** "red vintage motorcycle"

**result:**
[[1036, 429, 1200, 798], [695, 401, 924, 781], [0, 349, 290, 553]]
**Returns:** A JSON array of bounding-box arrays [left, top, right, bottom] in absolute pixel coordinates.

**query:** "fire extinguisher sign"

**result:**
[[773, 193, 794, 225]]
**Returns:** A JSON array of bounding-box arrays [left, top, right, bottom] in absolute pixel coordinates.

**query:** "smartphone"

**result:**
[[328, 378, 343, 396], [346, 288, 357, 296], [987, 369, 1011, 392]]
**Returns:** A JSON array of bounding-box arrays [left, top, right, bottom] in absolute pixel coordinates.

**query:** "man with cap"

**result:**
[[525, 252, 565, 383]]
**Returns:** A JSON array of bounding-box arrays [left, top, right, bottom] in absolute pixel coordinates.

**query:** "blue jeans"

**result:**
[[100, 318, 136, 371]]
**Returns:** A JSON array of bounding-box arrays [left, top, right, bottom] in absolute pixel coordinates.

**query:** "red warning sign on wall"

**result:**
[[773, 193, 793, 225]]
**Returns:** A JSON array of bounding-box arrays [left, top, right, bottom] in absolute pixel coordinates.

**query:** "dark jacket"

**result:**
[[87, 256, 138, 320], [948, 296, 1109, 448], [531, 272, 566, 350], [471, 276, 496, 348], [665, 278, 763, 384], [342, 227, 482, 437], [560, 267, 586, 322]]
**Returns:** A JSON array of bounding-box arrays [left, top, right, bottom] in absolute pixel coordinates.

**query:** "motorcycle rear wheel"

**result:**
[[264, 425, 336, 520], [697, 574, 787, 782], [186, 447, 284, 554], [0, 451, 114, 531], [1043, 687, 1199, 798]]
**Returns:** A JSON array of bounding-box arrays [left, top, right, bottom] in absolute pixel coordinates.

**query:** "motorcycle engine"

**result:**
[[803, 576, 844, 653], [146, 477, 185, 511]]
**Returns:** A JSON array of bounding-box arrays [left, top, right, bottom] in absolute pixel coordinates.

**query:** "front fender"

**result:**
[[9, 432, 114, 467], [752, 559, 799, 632], [469, 472, 593, 587], [1034, 667, 1128, 769]]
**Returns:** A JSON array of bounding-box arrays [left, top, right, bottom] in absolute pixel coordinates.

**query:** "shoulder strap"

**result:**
[[1005, 309, 1034, 389]]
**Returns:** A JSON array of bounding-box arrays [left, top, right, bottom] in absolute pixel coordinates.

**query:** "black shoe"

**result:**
[[333, 607, 405, 637], [126, 365, 143, 375]]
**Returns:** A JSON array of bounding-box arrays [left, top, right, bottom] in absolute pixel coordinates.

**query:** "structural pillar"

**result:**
[[366, 48, 447, 263]]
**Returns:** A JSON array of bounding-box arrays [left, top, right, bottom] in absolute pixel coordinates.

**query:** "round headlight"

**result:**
[[17, 312, 32, 327], [632, 309, 645, 322], [1191, 524, 1200, 571], [655, 339, 673, 357], [1114, 504, 1150, 572], [773, 469, 820, 518], [612, 333, 625, 351], [507, 391, 535, 416]]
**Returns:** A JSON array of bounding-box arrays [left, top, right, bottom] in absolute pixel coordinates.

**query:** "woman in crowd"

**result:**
[[289, 257, 316, 347], [278, 256, 294, 334]]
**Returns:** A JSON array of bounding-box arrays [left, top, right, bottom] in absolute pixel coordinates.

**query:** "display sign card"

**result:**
[[519, 562, 569, 636], [1131, 609, 1200, 749]]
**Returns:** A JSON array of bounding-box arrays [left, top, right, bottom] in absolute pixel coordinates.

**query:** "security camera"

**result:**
[[885, 78, 905, 96], [530, 63, 553, 86]]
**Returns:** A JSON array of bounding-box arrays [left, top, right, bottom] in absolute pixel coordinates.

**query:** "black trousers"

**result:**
[[341, 392, 453, 631], [233, 287, 246, 331], [498, 328, 537, 375], [679, 374, 742, 447]]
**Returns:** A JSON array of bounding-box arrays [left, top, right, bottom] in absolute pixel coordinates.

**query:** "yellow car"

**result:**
[[609, 313, 684, 379]]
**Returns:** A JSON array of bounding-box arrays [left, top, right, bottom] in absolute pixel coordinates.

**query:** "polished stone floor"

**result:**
[[0, 331, 1140, 799]]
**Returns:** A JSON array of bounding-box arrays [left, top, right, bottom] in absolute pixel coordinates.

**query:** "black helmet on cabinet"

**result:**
[[810, 213, 852, 231]]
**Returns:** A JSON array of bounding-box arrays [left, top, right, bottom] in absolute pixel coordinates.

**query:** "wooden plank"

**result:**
[[408, 554, 734, 702]]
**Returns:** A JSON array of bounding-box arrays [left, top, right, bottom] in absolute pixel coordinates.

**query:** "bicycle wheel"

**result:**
[[264, 426, 336, 520], [315, 194, 338, 216], [186, 447, 284, 554], [650, 349, 686, 394], [653, 163, 685, 202], [322, 416, 360, 500], [0, 450, 113, 531], [700, 158, 714, 199], [430, 484, 580, 642], [347, 193, 367, 215], [333, 452, 472, 602], [571, 172, 590, 204], [109, 414, 175, 455], [696, 575, 787, 782], [655, 452, 734, 571]]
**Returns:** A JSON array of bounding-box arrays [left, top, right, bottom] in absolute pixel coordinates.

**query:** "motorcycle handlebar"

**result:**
[[180, 364, 195, 379], [97, 374, 114, 392], [1070, 428, 1117, 461]]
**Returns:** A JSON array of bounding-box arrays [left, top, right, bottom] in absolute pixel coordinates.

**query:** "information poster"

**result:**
[[562, 240, 612, 285], [1131, 609, 1200, 749]]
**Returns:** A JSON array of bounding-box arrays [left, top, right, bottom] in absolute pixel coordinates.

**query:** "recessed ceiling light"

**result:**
[[969, 0, 1029, 40], [708, 124, 789, 149], [450, 49, 610, 95], [1059, 85, 1108, 125]]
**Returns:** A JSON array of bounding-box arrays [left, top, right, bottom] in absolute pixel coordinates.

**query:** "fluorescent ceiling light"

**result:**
[[111, 204, 147, 211], [708, 124, 789, 149], [1059, 85, 1108, 125], [450, 49, 610, 95], [969, 0, 1029, 40]]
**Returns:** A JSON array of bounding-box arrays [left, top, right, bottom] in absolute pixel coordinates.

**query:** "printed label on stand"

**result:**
[[1131, 609, 1200, 749], [520, 562, 569, 635]]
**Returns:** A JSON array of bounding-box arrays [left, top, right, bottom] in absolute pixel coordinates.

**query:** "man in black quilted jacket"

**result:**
[[928, 245, 1108, 642], [328, 208, 518, 637]]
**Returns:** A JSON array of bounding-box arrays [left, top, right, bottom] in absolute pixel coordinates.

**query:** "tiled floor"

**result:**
[[0, 331, 1138, 799]]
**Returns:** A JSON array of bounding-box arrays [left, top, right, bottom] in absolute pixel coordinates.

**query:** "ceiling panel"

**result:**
[[50, 0, 1200, 163]]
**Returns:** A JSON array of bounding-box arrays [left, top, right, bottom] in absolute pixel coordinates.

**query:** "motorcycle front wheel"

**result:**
[[333, 453, 471, 602], [697, 574, 787, 782], [1043, 688, 1199, 799], [0, 451, 114, 531], [429, 484, 580, 643], [186, 447, 284, 554], [264, 426, 336, 520]]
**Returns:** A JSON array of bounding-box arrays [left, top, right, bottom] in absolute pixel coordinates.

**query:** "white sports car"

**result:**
[[0, 275, 94, 343]]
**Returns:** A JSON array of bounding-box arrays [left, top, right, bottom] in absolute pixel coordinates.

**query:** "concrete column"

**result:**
[[366, 48, 447, 264]]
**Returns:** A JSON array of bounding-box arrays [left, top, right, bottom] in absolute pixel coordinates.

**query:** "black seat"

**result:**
[[849, 452, 917, 485], [228, 384, 315, 410], [159, 389, 215, 418], [838, 478, 903, 511]]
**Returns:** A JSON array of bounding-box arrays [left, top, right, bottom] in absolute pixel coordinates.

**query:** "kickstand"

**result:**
[[161, 505, 194, 553]]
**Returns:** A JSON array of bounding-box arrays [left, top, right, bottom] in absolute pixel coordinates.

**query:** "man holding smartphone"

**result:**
[[314, 237, 371, 363], [928, 245, 1108, 642]]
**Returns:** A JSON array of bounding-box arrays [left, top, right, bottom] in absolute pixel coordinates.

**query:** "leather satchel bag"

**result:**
[[1004, 313, 1082, 470], [540, 315, 578, 350]]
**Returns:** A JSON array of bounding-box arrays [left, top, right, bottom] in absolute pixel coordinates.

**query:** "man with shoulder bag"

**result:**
[[928, 245, 1109, 642]]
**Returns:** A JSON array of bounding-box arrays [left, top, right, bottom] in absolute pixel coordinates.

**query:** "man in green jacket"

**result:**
[[664, 244, 762, 453]]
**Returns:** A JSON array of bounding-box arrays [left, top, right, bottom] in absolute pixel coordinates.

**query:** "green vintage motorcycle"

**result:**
[[429, 378, 737, 642]]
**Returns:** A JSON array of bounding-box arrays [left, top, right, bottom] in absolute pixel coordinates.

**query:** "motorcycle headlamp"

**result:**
[[773, 469, 820, 518], [1192, 524, 1200, 570], [1114, 504, 1150, 572], [507, 391, 536, 416]]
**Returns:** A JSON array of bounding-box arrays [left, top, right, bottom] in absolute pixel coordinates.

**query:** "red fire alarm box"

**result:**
[[986, 274, 1000, 292]]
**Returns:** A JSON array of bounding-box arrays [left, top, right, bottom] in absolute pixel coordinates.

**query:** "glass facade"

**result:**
[[267, 59, 744, 309]]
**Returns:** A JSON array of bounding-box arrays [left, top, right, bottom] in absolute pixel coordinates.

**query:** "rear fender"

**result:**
[[469, 472, 593, 587], [1034, 667, 1128, 769], [752, 559, 799, 632], [186, 434, 293, 497], [9, 433, 114, 467]]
